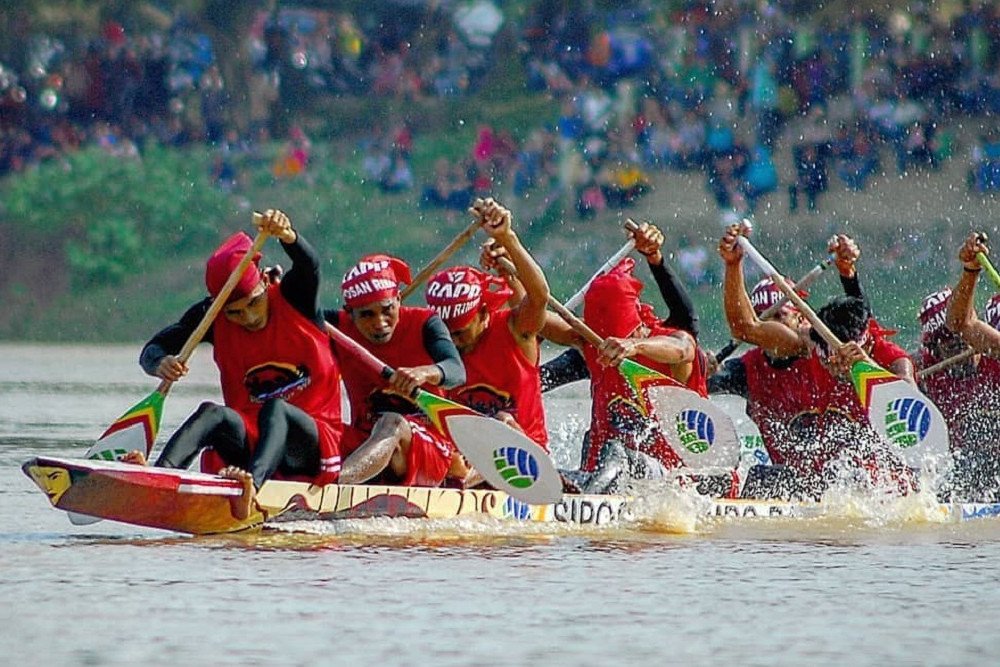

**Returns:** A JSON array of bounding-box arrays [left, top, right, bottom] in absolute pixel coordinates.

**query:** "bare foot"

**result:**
[[219, 466, 257, 520], [121, 450, 148, 465]]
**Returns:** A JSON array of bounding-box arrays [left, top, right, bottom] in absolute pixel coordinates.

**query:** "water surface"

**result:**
[[2, 343, 998, 666]]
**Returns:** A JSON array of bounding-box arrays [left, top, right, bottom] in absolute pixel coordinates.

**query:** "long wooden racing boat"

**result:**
[[22, 455, 1000, 536]]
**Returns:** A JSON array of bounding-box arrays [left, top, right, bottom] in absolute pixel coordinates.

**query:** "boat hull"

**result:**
[[22, 456, 1000, 536]]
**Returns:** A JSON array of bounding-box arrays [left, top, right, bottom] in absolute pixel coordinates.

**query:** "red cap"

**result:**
[[583, 258, 657, 339], [425, 266, 512, 329], [341, 254, 412, 309], [204, 232, 262, 302], [986, 294, 1000, 330], [918, 288, 952, 339], [748, 277, 805, 317]]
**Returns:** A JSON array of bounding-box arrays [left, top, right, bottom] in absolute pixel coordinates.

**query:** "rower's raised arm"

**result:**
[[719, 225, 805, 359], [947, 232, 1000, 357], [473, 197, 549, 337]]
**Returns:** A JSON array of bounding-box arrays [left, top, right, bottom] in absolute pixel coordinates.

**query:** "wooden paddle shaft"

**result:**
[[156, 216, 270, 395], [736, 236, 844, 349], [400, 217, 481, 301], [324, 322, 393, 380], [563, 220, 641, 311], [916, 348, 975, 379]]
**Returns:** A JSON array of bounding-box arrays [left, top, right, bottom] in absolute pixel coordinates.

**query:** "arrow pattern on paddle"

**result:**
[[89, 390, 166, 461]]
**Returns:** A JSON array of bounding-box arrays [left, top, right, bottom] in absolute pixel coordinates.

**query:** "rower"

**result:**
[[128, 210, 345, 519], [712, 224, 915, 499], [946, 233, 1000, 358], [425, 197, 550, 450], [540, 221, 703, 393], [573, 257, 708, 494], [326, 254, 467, 487]]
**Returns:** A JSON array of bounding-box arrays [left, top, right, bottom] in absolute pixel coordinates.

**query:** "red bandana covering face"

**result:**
[[918, 288, 952, 342], [205, 232, 262, 302], [425, 266, 512, 329], [748, 277, 806, 317], [583, 258, 658, 339], [986, 294, 1000, 330], [341, 254, 412, 309]]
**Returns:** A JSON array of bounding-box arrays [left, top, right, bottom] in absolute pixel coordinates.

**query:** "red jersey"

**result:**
[[806, 335, 911, 421], [920, 352, 1000, 451], [336, 306, 443, 434], [447, 308, 549, 448], [212, 284, 344, 485], [742, 349, 817, 465], [580, 323, 700, 471]]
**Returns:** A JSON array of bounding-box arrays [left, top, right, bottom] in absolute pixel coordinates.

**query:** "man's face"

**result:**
[[771, 304, 805, 331], [223, 281, 269, 331], [448, 309, 489, 354], [350, 298, 400, 344]]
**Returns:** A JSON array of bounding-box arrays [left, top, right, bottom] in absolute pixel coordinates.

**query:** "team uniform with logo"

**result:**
[[140, 232, 344, 487], [212, 283, 344, 484], [330, 254, 465, 487], [333, 307, 457, 487]]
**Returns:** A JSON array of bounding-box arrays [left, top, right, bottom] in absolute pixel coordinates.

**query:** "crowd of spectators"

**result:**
[[4, 0, 1000, 214]]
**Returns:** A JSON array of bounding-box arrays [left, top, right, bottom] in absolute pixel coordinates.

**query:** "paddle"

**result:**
[[399, 216, 481, 301], [68, 220, 269, 524], [737, 235, 950, 467], [563, 220, 641, 311], [497, 257, 740, 472], [323, 322, 562, 504], [715, 255, 835, 363], [917, 348, 975, 380], [977, 247, 1000, 290]]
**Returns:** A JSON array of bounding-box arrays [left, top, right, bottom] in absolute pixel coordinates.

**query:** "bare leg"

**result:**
[[339, 413, 411, 484], [219, 466, 256, 520]]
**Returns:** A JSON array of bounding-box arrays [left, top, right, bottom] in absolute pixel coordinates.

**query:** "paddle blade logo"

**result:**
[[493, 447, 540, 489], [675, 410, 715, 454], [884, 398, 932, 448]]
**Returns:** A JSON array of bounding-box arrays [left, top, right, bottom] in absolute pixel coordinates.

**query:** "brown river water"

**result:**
[[2, 343, 1000, 666]]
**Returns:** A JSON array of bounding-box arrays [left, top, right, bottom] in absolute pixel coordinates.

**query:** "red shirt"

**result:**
[[335, 306, 443, 435], [920, 352, 1000, 451], [447, 308, 549, 448], [742, 349, 817, 465], [212, 284, 344, 485]]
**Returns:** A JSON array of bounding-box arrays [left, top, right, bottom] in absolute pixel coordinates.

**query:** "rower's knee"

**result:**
[[373, 412, 410, 440], [258, 398, 289, 422]]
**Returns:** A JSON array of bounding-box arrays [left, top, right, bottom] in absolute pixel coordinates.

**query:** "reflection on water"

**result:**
[[2, 344, 1000, 665]]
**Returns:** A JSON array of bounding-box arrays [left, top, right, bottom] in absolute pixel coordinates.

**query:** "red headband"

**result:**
[[341, 254, 412, 309], [987, 294, 1000, 331], [425, 266, 512, 329], [748, 277, 806, 317], [204, 232, 262, 302], [918, 288, 952, 339]]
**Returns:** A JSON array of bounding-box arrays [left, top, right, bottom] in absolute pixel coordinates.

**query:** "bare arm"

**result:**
[[947, 233, 1000, 356], [719, 226, 805, 358], [473, 198, 549, 339]]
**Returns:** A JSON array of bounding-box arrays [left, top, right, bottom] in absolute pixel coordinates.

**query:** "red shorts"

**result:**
[[340, 415, 453, 487]]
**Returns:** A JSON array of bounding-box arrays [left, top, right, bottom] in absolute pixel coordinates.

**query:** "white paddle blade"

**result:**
[[445, 414, 563, 505], [646, 386, 742, 471], [868, 381, 950, 468]]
